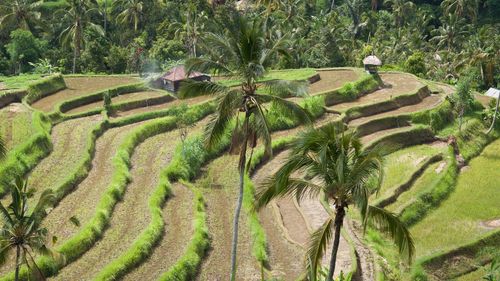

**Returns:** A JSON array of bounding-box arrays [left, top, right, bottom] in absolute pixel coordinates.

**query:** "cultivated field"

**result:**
[[0, 68, 498, 281]]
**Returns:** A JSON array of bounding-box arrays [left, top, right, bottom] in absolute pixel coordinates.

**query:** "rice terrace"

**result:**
[[0, 1, 499, 281]]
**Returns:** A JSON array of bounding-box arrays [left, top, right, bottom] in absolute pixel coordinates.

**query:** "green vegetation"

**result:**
[[411, 138, 500, 257], [256, 124, 414, 280]]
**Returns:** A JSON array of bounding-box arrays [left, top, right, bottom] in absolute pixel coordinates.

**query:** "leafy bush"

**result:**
[[105, 45, 129, 74], [404, 52, 427, 77], [6, 29, 47, 73]]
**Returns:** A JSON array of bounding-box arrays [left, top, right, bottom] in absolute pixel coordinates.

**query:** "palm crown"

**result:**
[[180, 15, 311, 280], [256, 124, 414, 280], [0, 176, 55, 281]]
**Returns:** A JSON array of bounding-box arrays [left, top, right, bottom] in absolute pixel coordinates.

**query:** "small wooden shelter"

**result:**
[[363, 55, 382, 74], [156, 65, 210, 93]]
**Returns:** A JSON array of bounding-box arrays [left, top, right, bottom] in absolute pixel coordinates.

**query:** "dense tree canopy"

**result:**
[[0, 0, 498, 89]]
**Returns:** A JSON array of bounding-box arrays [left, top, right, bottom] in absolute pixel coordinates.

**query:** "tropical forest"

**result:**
[[0, 0, 499, 280]]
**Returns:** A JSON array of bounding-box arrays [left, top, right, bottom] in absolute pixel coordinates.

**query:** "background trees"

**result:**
[[0, 0, 498, 90]]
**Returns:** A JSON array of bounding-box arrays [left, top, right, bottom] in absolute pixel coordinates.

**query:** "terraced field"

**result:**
[[1, 69, 498, 281]]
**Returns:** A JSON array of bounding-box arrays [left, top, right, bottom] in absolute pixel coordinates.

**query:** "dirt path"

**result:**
[[41, 121, 146, 245], [65, 90, 166, 114], [195, 155, 260, 281], [252, 151, 305, 280], [50, 119, 191, 280], [123, 183, 194, 281], [330, 73, 423, 112], [31, 76, 139, 112]]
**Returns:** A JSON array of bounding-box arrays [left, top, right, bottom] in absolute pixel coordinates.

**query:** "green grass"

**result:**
[[455, 266, 488, 281], [0, 107, 35, 150], [217, 68, 317, 87], [410, 138, 500, 258], [0, 74, 43, 89], [376, 144, 444, 201], [386, 161, 445, 214]]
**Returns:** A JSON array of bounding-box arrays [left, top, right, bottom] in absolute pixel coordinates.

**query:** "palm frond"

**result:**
[[250, 99, 272, 157], [204, 90, 243, 150], [256, 94, 312, 125], [261, 79, 309, 98], [306, 217, 334, 279], [178, 80, 229, 99], [366, 205, 415, 262], [185, 57, 232, 76]]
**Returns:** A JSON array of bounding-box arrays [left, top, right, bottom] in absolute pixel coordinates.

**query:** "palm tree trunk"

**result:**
[[327, 205, 346, 281], [15, 245, 20, 281], [230, 113, 250, 281], [487, 97, 500, 134]]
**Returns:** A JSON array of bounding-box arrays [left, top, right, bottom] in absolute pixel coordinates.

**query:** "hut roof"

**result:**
[[162, 65, 206, 82], [485, 88, 500, 99], [363, 55, 382, 66]]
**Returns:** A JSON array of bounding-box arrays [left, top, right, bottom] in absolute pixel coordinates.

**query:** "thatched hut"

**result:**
[[363, 55, 382, 74], [155, 65, 210, 93]]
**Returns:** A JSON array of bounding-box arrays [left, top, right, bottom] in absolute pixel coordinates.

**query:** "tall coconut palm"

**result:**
[[0, 176, 55, 281], [58, 0, 103, 73], [256, 124, 414, 281], [113, 0, 143, 32], [441, 0, 479, 22], [180, 15, 311, 281], [386, 0, 415, 27], [0, 0, 42, 32], [430, 14, 469, 52]]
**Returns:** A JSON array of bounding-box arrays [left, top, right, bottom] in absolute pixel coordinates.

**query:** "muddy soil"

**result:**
[[359, 126, 412, 145], [31, 76, 139, 112]]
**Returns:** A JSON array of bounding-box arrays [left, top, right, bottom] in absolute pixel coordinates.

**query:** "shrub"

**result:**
[[6, 29, 47, 73], [404, 52, 427, 77], [106, 45, 129, 74]]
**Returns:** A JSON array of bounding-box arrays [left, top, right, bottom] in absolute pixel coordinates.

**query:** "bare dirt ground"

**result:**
[[349, 94, 442, 126], [123, 183, 194, 281], [331, 73, 423, 112], [252, 151, 306, 280], [298, 197, 353, 277], [65, 90, 165, 114], [359, 126, 412, 145], [195, 155, 260, 281], [51, 120, 193, 280], [41, 121, 147, 245], [309, 70, 360, 94], [31, 76, 139, 112], [114, 94, 213, 117]]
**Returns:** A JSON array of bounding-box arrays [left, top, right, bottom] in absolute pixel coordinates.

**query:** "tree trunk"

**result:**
[[15, 245, 20, 281], [487, 97, 500, 134], [327, 205, 346, 281], [230, 113, 250, 281], [328, 0, 335, 13]]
